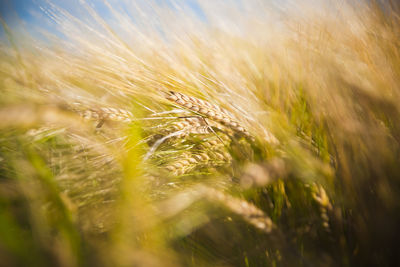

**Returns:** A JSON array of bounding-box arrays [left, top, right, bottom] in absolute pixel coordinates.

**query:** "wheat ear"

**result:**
[[71, 104, 133, 124], [204, 187, 275, 233], [311, 183, 332, 230], [162, 117, 211, 138], [166, 91, 253, 140], [164, 149, 231, 176]]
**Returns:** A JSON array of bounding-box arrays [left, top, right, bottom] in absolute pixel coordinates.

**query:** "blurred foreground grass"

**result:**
[[1, 1, 400, 266]]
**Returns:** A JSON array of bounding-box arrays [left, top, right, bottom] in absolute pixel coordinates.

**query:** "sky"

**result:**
[[0, 0, 210, 41], [2, 0, 358, 45], [1, 0, 117, 35], [0, 0, 205, 26]]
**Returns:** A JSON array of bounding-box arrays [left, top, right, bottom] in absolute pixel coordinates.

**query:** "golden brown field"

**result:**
[[1, 0, 400, 266]]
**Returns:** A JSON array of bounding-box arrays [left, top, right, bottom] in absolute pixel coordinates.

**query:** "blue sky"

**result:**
[[0, 0, 208, 40], [1, 0, 114, 34], [0, 0, 205, 26]]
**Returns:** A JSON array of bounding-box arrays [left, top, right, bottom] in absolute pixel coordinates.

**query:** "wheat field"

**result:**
[[1, 0, 400, 266]]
